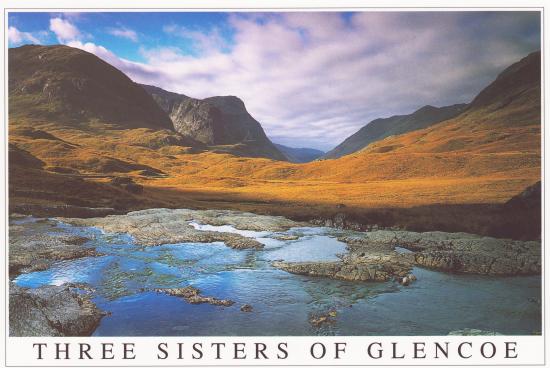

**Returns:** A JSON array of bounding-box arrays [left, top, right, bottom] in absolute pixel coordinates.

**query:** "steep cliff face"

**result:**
[[141, 84, 287, 160], [9, 45, 174, 130]]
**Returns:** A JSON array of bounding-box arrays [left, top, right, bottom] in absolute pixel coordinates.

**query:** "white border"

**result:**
[[1, 1, 546, 367]]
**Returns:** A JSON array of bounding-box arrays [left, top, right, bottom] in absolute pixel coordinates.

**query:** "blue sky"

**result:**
[[8, 11, 541, 150]]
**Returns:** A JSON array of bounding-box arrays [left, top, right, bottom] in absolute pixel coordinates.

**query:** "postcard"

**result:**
[[1, 0, 546, 366]]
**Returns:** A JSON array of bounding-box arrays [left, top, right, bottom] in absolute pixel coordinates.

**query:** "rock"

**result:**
[[9, 220, 99, 277], [154, 286, 234, 307], [343, 230, 540, 276], [240, 304, 253, 312], [60, 208, 302, 250], [273, 251, 413, 282], [309, 310, 337, 327], [448, 328, 502, 336], [9, 283, 104, 336], [273, 234, 300, 241]]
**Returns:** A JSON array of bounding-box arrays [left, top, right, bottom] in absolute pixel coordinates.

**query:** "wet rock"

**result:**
[[448, 328, 502, 336], [273, 250, 413, 282], [9, 283, 104, 336], [9, 222, 99, 278], [60, 208, 301, 249], [154, 286, 235, 307], [309, 310, 337, 327], [342, 230, 540, 276], [273, 234, 300, 241], [240, 304, 253, 312]]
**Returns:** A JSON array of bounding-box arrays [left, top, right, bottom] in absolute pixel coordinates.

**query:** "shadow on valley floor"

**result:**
[[9, 164, 541, 242]]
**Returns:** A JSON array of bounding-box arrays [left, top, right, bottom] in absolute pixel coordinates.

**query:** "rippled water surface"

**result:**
[[13, 217, 541, 336]]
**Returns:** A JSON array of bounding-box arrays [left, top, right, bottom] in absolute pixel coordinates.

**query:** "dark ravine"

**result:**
[[141, 84, 287, 161]]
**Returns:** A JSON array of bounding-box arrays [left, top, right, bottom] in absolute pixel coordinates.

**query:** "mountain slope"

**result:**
[[324, 103, 467, 159], [295, 50, 540, 182], [9, 45, 173, 130], [141, 84, 287, 161], [274, 144, 324, 163]]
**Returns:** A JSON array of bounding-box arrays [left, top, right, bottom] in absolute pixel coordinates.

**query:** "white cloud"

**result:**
[[163, 24, 227, 54], [55, 12, 540, 150], [107, 26, 138, 42], [49, 17, 80, 42], [8, 26, 41, 45]]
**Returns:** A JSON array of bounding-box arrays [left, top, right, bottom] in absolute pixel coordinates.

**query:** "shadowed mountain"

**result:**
[[324, 103, 467, 159], [9, 45, 173, 130], [274, 144, 325, 163], [141, 84, 287, 161]]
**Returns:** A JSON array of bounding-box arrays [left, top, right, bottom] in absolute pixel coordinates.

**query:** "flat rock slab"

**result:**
[[353, 230, 541, 275], [9, 283, 104, 336], [60, 208, 302, 249], [153, 286, 235, 307], [9, 220, 99, 277], [276, 230, 540, 281]]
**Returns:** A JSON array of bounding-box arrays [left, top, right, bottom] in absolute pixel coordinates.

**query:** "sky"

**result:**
[[8, 11, 541, 151]]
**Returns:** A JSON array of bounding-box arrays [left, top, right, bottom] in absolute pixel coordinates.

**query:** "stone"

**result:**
[[154, 286, 234, 307], [9, 283, 104, 336]]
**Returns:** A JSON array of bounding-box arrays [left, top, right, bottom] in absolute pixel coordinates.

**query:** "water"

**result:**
[[12, 217, 541, 336]]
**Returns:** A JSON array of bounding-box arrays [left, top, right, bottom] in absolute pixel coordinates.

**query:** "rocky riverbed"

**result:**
[[59, 208, 302, 249], [8, 208, 542, 336], [274, 229, 540, 281]]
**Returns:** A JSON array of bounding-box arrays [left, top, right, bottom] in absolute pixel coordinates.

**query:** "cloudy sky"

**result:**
[[8, 11, 540, 150]]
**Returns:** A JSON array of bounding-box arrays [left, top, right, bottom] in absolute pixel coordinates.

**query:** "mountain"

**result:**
[[141, 84, 287, 161], [274, 144, 324, 163], [323, 103, 467, 159], [9, 45, 173, 130]]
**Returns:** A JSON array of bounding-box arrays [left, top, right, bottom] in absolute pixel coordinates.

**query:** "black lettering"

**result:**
[[102, 343, 114, 360], [413, 342, 426, 359], [211, 343, 225, 359], [277, 343, 288, 359], [310, 342, 326, 359], [157, 343, 168, 360], [392, 342, 404, 359], [33, 343, 47, 360], [505, 342, 518, 359], [480, 342, 496, 359], [79, 344, 92, 360], [335, 342, 346, 359], [434, 342, 449, 359], [192, 343, 203, 359], [178, 343, 184, 360], [255, 343, 268, 359], [234, 343, 246, 359], [123, 343, 135, 360], [458, 342, 472, 359], [55, 343, 69, 360], [367, 342, 382, 359]]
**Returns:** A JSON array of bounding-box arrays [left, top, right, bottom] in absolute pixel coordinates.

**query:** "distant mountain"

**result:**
[[323, 103, 467, 159], [141, 84, 287, 161], [274, 144, 324, 163], [9, 45, 173, 130]]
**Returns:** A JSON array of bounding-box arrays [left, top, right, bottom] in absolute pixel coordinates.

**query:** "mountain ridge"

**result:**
[[141, 84, 287, 161], [323, 103, 467, 159]]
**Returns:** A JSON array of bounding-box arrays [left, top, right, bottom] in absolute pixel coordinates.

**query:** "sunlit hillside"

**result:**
[[8, 46, 541, 239]]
